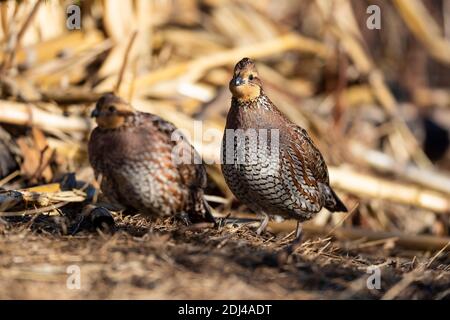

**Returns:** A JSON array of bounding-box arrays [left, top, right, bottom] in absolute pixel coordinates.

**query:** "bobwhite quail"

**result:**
[[89, 93, 215, 224], [221, 58, 347, 243]]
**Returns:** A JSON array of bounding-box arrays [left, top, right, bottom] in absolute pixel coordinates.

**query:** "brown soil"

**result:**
[[1, 213, 448, 300]]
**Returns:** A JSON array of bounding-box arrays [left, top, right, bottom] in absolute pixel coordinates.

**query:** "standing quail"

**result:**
[[221, 58, 347, 244], [88, 93, 215, 224]]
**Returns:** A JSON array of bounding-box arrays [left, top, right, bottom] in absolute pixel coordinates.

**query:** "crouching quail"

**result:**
[[221, 58, 347, 246], [88, 93, 215, 224]]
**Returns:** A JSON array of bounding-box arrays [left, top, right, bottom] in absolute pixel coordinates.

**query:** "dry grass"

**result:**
[[0, 212, 449, 299]]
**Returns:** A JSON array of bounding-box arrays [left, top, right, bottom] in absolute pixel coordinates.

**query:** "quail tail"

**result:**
[[324, 186, 348, 212]]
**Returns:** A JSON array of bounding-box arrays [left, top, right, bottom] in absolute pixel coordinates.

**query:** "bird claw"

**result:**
[[177, 212, 192, 226]]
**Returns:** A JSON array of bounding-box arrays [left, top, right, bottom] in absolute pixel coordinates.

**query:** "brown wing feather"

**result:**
[[281, 139, 322, 213], [291, 126, 329, 184], [143, 113, 207, 189], [290, 125, 347, 212], [142, 113, 214, 222]]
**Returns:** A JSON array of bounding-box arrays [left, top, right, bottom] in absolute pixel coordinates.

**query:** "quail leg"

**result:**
[[277, 221, 303, 264], [286, 221, 303, 253], [256, 212, 269, 235], [283, 221, 303, 250], [293, 221, 303, 243]]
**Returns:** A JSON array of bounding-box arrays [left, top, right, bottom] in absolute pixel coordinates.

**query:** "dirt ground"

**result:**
[[0, 213, 449, 300]]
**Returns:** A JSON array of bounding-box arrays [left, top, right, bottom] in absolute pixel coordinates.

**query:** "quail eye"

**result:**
[[248, 74, 254, 80], [108, 105, 117, 113]]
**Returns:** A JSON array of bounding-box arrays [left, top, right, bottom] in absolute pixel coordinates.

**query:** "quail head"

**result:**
[[88, 93, 215, 224], [221, 58, 347, 242]]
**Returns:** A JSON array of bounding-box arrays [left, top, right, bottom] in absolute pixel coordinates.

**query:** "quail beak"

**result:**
[[91, 109, 100, 118], [233, 76, 245, 87]]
